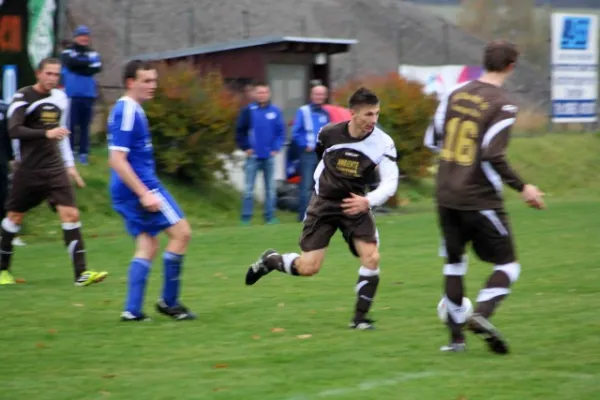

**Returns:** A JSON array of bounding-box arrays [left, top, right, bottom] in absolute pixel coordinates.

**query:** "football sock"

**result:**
[[354, 266, 380, 322], [62, 222, 87, 279], [162, 251, 183, 307], [0, 218, 20, 272], [125, 258, 151, 315], [264, 252, 300, 276], [445, 275, 466, 341], [475, 269, 511, 319]]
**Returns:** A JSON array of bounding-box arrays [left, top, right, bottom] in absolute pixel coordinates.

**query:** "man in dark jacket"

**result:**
[[60, 25, 102, 165]]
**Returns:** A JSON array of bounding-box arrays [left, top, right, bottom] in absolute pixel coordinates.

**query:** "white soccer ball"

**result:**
[[437, 296, 473, 323]]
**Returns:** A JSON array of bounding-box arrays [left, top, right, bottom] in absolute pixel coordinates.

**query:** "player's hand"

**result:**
[[245, 149, 254, 156], [46, 127, 70, 140], [271, 151, 278, 157], [67, 167, 86, 188], [9, 160, 20, 172], [140, 191, 161, 212], [305, 146, 314, 152], [521, 184, 545, 210], [342, 193, 370, 215]]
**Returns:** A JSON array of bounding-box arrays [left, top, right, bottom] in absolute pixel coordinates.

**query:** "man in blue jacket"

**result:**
[[60, 25, 102, 165], [291, 85, 330, 221], [235, 83, 285, 225]]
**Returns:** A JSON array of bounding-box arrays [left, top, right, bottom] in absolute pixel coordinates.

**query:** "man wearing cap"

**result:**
[[60, 25, 102, 165]]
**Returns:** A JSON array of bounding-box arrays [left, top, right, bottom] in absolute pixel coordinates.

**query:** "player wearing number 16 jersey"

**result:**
[[424, 40, 545, 354]]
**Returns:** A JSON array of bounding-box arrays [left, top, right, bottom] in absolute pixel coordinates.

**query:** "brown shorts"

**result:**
[[299, 195, 378, 257], [438, 205, 517, 266], [5, 168, 76, 213]]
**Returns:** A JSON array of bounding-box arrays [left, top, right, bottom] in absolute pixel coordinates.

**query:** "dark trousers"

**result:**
[[69, 97, 95, 156]]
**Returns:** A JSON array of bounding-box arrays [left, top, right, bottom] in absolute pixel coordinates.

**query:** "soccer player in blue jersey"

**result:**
[[107, 60, 195, 321]]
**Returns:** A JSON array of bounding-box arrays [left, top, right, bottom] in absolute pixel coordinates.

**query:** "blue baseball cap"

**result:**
[[73, 25, 91, 37]]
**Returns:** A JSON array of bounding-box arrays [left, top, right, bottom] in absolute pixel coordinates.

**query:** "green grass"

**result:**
[[2, 133, 600, 399]]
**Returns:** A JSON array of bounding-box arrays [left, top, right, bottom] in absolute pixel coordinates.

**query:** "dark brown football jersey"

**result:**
[[7, 86, 72, 171], [424, 80, 525, 210], [314, 121, 397, 203]]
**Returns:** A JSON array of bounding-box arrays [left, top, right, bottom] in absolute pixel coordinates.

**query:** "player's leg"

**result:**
[[241, 156, 259, 224], [469, 209, 519, 355], [151, 188, 195, 320], [438, 206, 470, 351], [121, 233, 159, 321], [262, 156, 278, 224], [340, 211, 381, 330], [51, 172, 108, 286], [0, 169, 44, 283], [77, 98, 94, 164], [245, 196, 336, 285]]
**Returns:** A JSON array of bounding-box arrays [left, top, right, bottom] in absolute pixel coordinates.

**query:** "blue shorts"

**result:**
[[112, 188, 185, 237]]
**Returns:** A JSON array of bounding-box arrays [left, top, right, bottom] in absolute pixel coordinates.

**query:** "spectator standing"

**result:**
[[60, 25, 102, 165], [235, 83, 285, 225], [291, 85, 330, 221]]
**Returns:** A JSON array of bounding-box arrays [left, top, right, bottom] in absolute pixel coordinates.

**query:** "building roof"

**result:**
[[128, 35, 359, 62]]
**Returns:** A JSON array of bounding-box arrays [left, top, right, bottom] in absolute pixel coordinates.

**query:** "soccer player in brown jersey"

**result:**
[[424, 40, 545, 354], [244, 88, 399, 330], [0, 57, 108, 286]]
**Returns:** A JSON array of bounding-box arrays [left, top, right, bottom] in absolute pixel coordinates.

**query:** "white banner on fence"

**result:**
[[551, 12, 598, 123], [398, 64, 483, 100]]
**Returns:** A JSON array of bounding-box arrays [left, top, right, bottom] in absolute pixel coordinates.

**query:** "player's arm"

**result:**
[[7, 94, 46, 140], [480, 107, 525, 192], [423, 93, 450, 153], [365, 141, 399, 207]]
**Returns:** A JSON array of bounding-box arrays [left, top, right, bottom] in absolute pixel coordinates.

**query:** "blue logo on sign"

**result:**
[[561, 16, 591, 50]]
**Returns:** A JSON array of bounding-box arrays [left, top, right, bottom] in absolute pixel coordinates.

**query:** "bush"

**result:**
[[144, 62, 240, 188], [333, 73, 438, 181]]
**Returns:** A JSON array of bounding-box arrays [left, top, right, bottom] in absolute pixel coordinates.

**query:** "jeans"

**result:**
[[241, 156, 276, 222], [298, 151, 318, 221], [69, 97, 95, 156]]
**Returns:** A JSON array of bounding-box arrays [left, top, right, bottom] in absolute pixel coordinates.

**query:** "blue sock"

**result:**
[[162, 252, 183, 307], [125, 258, 151, 316]]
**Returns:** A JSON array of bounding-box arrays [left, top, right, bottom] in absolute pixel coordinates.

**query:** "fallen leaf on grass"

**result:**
[[252, 335, 261, 340], [35, 343, 46, 349], [48, 329, 57, 334], [15, 278, 26, 284], [278, 303, 285, 308], [102, 374, 116, 379], [213, 364, 228, 369], [456, 396, 468, 400], [308, 310, 317, 314], [296, 334, 312, 340], [73, 303, 85, 307], [271, 327, 285, 333]]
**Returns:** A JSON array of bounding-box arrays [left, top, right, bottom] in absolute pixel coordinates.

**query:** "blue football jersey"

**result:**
[[107, 96, 160, 202]]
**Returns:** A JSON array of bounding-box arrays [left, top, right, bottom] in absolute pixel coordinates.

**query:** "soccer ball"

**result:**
[[437, 296, 473, 323]]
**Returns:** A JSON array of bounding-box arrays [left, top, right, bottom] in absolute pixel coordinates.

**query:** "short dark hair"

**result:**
[[348, 87, 379, 109], [37, 57, 60, 71], [254, 81, 269, 88], [123, 60, 154, 86], [483, 40, 519, 72]]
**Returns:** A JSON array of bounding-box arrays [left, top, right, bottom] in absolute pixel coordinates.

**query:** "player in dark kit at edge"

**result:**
[[244, 87, 399, 330], [1, 57, 108, 286], [424, 40, 545, 354]]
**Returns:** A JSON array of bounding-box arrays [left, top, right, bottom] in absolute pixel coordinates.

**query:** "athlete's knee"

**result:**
[[136, 235, 159, 260], [297, 252, 324, 276], [174, 220, 192, 244], [5, 212, 24, 226], [494, 261, 521, 283], [360, 246, 380, 270], [58, 206, 80, 223]]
